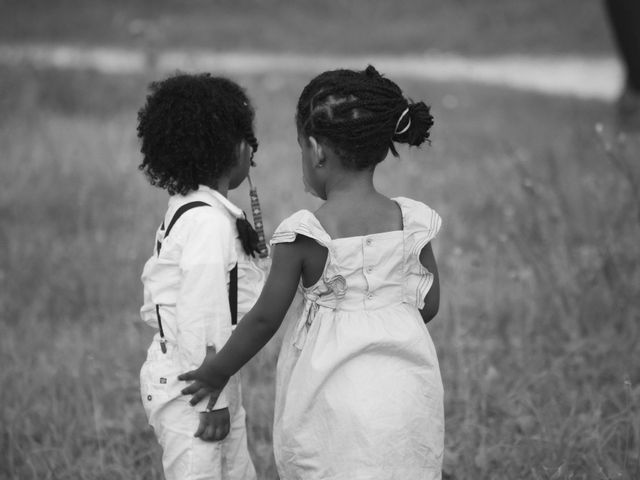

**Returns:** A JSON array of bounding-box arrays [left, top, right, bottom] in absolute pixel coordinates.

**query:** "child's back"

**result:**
[[272, 197, 443, 479]]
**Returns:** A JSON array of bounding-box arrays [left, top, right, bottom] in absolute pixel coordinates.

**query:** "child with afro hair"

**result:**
[[137, 72, 266, 480]]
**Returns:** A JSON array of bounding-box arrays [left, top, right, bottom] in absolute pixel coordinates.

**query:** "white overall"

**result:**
[[139, 186, 268, 480]]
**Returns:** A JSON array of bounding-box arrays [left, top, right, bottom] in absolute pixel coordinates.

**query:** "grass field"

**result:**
[[1, 1, 639, 478], [1, 63, 638, 479]]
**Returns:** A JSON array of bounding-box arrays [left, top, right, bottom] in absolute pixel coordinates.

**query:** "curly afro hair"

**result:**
[[137, 73, 258, 195], [296, 65, 433, 170]]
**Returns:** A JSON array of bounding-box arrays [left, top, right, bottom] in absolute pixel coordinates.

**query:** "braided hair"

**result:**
[[137, 73, 258, 195], [296, 65, 433, 170]]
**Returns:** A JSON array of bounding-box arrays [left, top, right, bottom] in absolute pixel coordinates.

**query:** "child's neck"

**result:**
[[324, 170, 376, 203], [205, 177, 230, 197]]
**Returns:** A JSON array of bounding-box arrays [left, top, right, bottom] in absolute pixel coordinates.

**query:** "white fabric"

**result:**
[[139, 186, 268, 480], [271, 197, 444, 480], [140, 344, 256, 480]]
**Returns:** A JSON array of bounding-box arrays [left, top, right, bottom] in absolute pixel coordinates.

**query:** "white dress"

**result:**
[[270, 197, 444, 480]]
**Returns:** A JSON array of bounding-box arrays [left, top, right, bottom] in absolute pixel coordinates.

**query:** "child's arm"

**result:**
[[179, 240, 304, 405], [419, 242, 440, 323]]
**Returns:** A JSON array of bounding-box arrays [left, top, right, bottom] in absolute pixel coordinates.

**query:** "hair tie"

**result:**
[[394, 107, 411, 135]]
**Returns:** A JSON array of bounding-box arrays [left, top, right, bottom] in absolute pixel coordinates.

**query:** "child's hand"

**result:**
[[179, 377, 227, 406], [179, 346, 230, 406], [194, 407, 230, 442]]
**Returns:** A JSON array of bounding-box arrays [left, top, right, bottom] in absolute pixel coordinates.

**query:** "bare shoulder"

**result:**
[[270, 233, 327, 289], [273, 233, 326, 258], [292, 234, 328, 261]]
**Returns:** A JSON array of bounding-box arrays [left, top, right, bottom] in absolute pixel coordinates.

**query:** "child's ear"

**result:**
[[237, 140, 249, 157], [233, 141, 243, 160], [308, 136, 325, 168], [233, 140, 253, 167]]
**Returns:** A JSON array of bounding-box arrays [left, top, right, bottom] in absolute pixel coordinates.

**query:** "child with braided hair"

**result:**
[[180, 65, 444, 479]]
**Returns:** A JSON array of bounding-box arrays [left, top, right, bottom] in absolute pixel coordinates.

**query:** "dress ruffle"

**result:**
[[393, 197, 442, 309], [271, 210, 346, 348]]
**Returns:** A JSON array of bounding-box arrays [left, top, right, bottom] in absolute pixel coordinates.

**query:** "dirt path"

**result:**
[[0, 43, 623, 101]]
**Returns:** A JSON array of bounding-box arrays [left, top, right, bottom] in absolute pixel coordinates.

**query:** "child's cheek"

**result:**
[[303, 175, 320, 198]]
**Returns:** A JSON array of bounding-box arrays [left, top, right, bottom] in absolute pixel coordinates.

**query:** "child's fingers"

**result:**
[[180, 382, 199, 395], [205, 395, 217, 412], [189, 388, 214, 406], [181, 380, 207, 396], [213, 424, 229, 441], [202, 425, 216, 442], [178, 371, 195, 381], [194, 416, 206, 438], [214, 409, 231, 441]]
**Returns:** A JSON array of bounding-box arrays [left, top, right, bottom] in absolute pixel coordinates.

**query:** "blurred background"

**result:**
[[1, 1, 639, 479]]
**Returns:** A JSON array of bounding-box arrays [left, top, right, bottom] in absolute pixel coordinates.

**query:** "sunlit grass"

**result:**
[[1, 67, 638, 479]]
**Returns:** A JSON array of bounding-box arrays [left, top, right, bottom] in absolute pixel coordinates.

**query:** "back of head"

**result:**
[[137, 73, 257, 195], [296, 65, 434, 170]]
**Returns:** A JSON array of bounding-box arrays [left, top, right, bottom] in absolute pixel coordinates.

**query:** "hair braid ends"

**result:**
[[392, 101, 434, 147]]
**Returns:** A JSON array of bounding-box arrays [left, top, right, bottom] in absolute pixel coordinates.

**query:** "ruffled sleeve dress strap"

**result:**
[[270, 210, 332, 248], [393, 197, 442, 309], [269, 210, 344, 298], [269, 210, 343, 351]]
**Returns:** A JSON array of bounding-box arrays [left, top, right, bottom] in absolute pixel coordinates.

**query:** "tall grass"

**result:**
[[0, 67, 638, 479], [438, 127, 640, 479]]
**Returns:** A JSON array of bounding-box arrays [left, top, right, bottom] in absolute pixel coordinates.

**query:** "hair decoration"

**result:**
[[394, 107, 411, 135], [247, 174, 269, 258]]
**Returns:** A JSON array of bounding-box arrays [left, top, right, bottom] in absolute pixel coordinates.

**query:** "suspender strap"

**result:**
[[155, 201, 209, 353], [229, 263, 238, 326], [157, 201, 210, 256], [154, 200, 239, 352], [155, 304, 167, 353]]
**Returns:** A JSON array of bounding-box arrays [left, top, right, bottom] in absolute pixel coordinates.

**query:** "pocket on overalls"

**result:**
[[140, 360, 178, 427]]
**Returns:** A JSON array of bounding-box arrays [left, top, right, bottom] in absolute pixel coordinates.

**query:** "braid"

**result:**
[[296, 65, 433, 170]]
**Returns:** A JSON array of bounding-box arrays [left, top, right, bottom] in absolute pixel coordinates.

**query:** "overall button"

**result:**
[[366, 266, 374, 273], [365, 238, 372, 246], [366, 293, 374, 300]]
